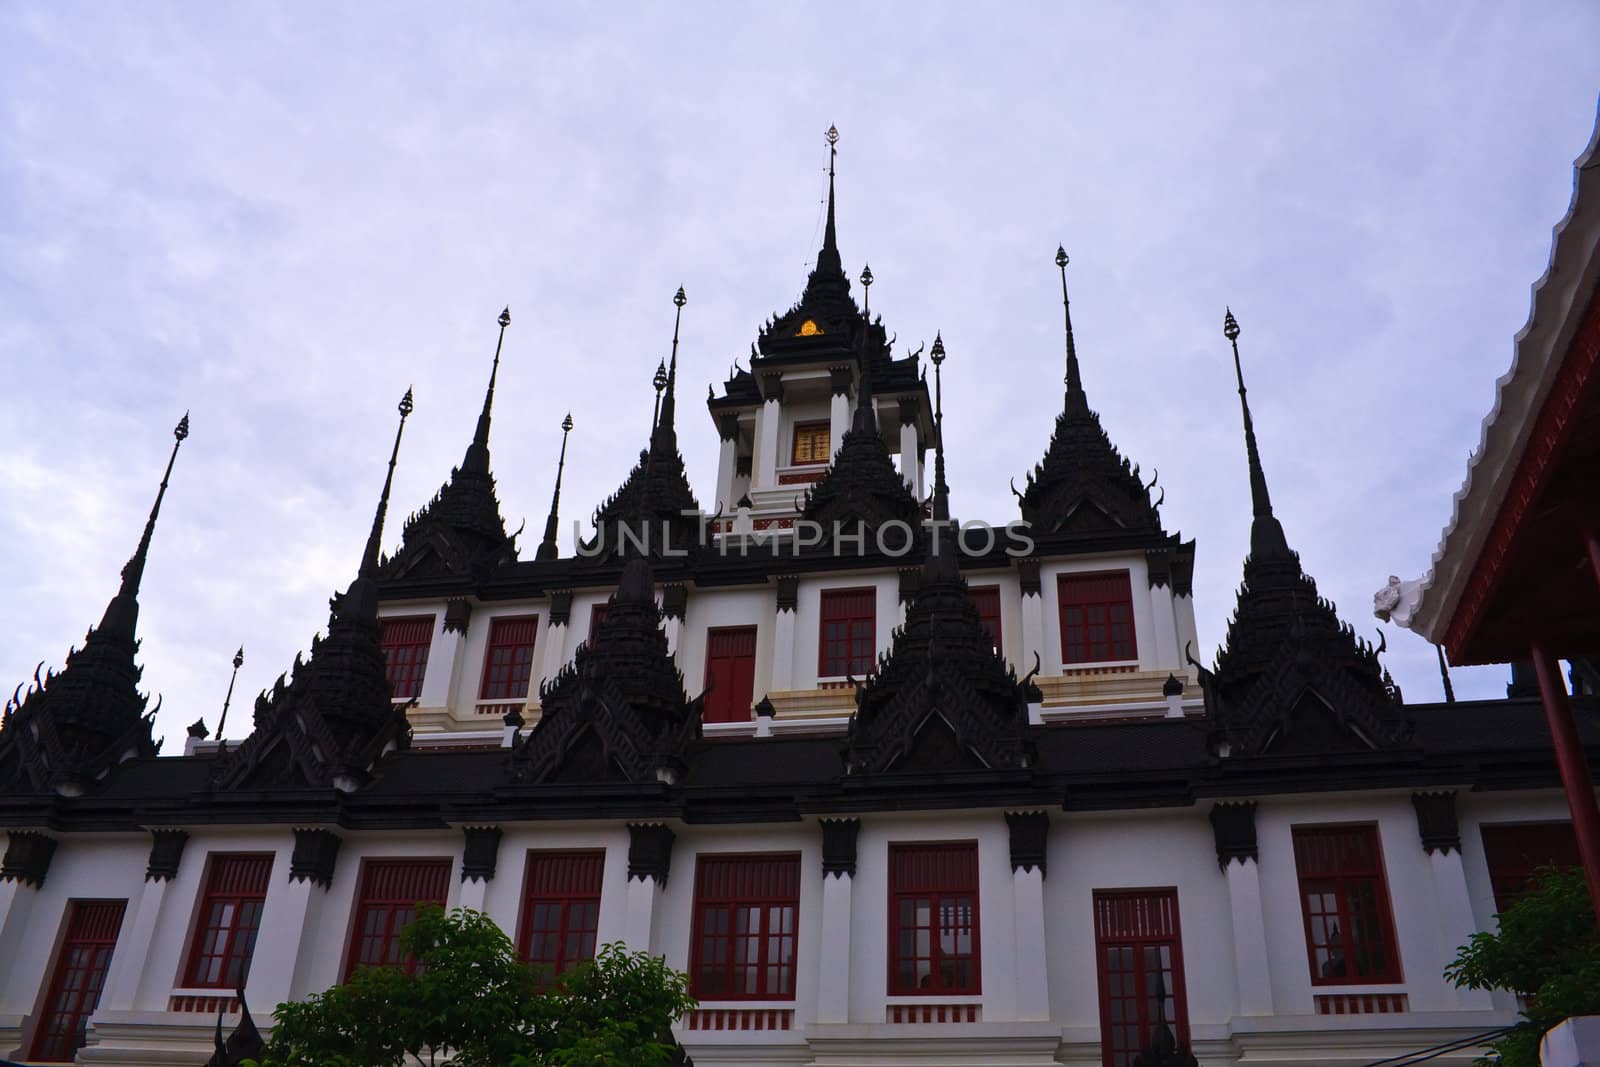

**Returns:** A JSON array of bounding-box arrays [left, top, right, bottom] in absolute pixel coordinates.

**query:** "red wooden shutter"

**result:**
[[31, 900, 126, 1062], [690, 854, 801, 1000], [1292, 826, 1402, 984], [185, 853, 274, 988], [345, 859, 452, 978], [1481, 822, 1580, 911], [819, 588, 876, 677], [585, 604, 609, 648], [1059, 572, 1137, 664], [969, 586, 1002, 654], [888, 843, 980, 995], [519, 851, 605, 979], [1093, 889, 1189, 1067], [704, 626, 759, 723], [380, 616, 435, 698], [480, 615, 540, 701]]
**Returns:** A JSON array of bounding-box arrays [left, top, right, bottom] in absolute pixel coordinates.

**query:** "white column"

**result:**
[[99, 877, 170, 1011], [539, 621, 570, 687], [623, 877, 662, 955], [457, 877, 489, 913], [715, 430, 738, 513], [1149, 584, 1180, 671], [771, 608, 796, 692], [0, 879, 41, 1007], [755, 395, 781, 491], [249, 875, 324, 1006], [420, 622, 467, 712], [1021, 591, 1045, 673], [816, 873, 853, 1023], [663, 617, 682, 658], [899, 417, 921, 494], [1011, 867, 1050, 1021], [1224, 859, 1274, 1016], [1428, 850, 1494, 1009], [830, 390, 851, 463]]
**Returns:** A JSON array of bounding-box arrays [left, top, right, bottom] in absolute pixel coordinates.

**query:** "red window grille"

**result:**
[[691, 853, 801, 1001], [1292, 826, 1402, 985], [819, 588, 876, 677], [30, 900, 126, 1063], [888, 843, 981, 995], [479, 615, 539, 701], [1481, 822, 1580, 912], [345, 859, 452, 978], [970, 586, 1002, 655], [704, 627, 758, 724], [184, 854, 273, 989], [1059, 572, 1137, 664], [380, 616, 434, 699], [518, 851, 605, 979], [1093, 889, 1189, 1067]]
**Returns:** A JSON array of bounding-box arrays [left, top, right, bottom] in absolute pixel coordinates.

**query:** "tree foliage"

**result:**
[[1445, 867, 1600, 1067], [252, 904, 694, 1067]]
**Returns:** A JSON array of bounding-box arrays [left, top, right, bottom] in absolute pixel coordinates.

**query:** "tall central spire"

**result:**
[[100, 413, 190, 644], [1223, 309, 1289, 558], [818, 124, 842, 276], [1057, 246, 1085, 413], [462, 308, 509, 476], [360, 389, 414, 580]]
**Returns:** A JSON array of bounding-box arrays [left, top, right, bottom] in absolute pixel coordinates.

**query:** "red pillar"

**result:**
[[1530, 642, 1600, 923]]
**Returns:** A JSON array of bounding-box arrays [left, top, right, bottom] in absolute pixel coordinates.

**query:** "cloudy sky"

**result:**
[[2, 4, 1597, 749]]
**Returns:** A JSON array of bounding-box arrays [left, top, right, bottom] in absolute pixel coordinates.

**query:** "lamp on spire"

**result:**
[[536, 413, 575, 561], [930, 332, 950, 523]]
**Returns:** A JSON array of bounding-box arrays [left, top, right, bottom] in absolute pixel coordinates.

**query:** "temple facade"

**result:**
[[1, 133, 1595, 1067]]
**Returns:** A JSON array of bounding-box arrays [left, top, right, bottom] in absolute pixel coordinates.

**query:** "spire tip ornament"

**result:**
[[674, 285, 687, 308], [1224, 307, 1240, 341], [498, 306, 511, 328]]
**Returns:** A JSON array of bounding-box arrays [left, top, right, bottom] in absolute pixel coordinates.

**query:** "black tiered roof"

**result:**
[[212, 394, 416, 792], [1197, 311, 1410, 757], [1018, 249, 1168, 540], [0, 416, 187, 797], [510, 557, 702, 784], [382, 311, 517, 581]]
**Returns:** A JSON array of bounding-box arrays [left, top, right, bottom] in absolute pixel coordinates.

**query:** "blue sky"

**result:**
[[2, 3, 1597, 748]]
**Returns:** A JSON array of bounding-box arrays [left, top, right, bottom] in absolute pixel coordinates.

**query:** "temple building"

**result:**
[[1, 125, 1597, 1067]]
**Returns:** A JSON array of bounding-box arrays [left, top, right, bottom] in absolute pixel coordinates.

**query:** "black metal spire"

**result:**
[[215, 646, 244, 742], [651, 359, 668, 429], [818, 125, 841, 276], [536, 413, 574, 562], [860, 263, 873, 320], [930, 333, 950, 523], [461, 308, 509, 476], [656, 286, 688, 441], [1436, 644, 1457, 704], [99, 413, 190, 644], [1056, 246, 1085, 413], [1223, 309, 1290, 558], [359, 389, 414, 580]]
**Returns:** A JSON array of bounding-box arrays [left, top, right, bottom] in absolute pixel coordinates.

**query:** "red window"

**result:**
[[585, 603, 609, 648], [888, 843, 980, 995], [1482, 822, 1580, 912], [518, 851, 604, 979], [345, 859, 451, 978], [479, 615, 539, 701], [820, 588, 875, 677], [380, 616, 434, 699], [691, 853, 800, 1000], [1292, 826, 1401, 984], [30, 900, 126, 1063], [704, 627, 758, 723], [1094, 889, 1189, 1067], [184, 854, 273, 989], [791, 421, 831, 465], [970, 586, 1002, 655], [1059, 572, 1137, 664]]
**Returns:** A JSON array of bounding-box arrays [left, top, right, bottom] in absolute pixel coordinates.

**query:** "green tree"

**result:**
[[253, 904, 694, 1067], [1445, 867, 1600, 1067]]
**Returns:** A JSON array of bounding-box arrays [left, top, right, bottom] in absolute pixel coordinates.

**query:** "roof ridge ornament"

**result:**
[[536, 413, 574, 562]]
